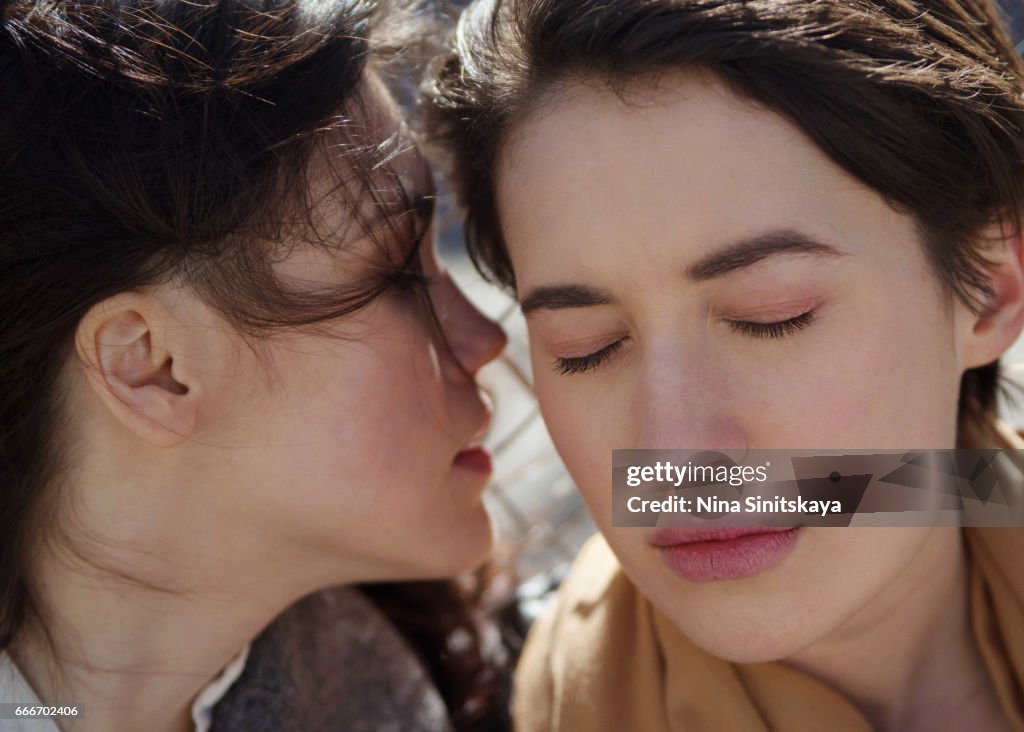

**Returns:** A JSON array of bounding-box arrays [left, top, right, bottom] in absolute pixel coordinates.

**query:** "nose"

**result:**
[[634, 344, 746, 451], [432, 273, 508, 376]]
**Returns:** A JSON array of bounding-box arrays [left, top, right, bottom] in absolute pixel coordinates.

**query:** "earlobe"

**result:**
[[77, 294, 198, 447], [962, 226, 1024, 370]]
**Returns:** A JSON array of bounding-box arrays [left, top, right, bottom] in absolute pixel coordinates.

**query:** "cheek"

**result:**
[[346, 343, 450, 466], [733, 292, 960, 449], [534, 368, 620, 526], [276, 325, 450, 483]]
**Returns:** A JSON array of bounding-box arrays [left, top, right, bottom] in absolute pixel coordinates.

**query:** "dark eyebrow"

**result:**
[[362, 188, 436, 262], [406, 147, 438, 234], [363, 142, 438, 238], [407, 192, 437, 235], [687, 229, 845, 281], [519, 229, 844, 315], [520, 284, 614, 315], [364, 187, 436, 232]]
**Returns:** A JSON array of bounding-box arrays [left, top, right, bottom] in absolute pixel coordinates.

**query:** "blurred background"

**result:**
[[434, 0, 1024, 621]]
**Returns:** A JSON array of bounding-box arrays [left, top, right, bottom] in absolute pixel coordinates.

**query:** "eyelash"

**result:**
[[388, 222, 435, 297], [389, 270, 435, 295], [554, 339, 625, 375], [552, 310, 815, 375], [725, 310, 815, 339]]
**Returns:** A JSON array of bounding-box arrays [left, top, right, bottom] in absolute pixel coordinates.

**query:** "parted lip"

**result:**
[[649, 525, 796, 547]]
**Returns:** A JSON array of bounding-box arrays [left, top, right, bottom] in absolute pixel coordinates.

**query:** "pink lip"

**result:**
[[453, 445, 492, 474], [651, 526, 800, 582]]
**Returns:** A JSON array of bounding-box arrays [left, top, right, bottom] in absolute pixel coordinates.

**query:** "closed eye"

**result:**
[[390, 269, 435, 293], [552, 311, 812, 375], [726, 310, 815, 339], [553, 339, 625, 375]]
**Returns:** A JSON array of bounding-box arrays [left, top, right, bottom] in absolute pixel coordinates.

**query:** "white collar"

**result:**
[[0, 645, 249, 732]]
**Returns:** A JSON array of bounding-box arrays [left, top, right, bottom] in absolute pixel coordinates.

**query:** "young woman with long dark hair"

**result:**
[[0, 1, 512, 729]]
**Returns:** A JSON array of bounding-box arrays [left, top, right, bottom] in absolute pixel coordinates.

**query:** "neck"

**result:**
[[8, 401, 370, 732], [9, 554, 278, 732], [8, 472, 332, 732], [785, 527, 1005, 732]]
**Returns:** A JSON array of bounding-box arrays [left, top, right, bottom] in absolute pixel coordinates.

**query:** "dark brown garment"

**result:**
[[211, 586, 454, 732]]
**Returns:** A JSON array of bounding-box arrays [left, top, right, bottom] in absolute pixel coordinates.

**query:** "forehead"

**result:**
[[274, 78, 435, 284], [494, 72, 900, 284], [362, 70, 434, 201], [322, 73, 433, 228]]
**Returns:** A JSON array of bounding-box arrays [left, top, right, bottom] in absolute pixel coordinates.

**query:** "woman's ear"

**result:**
[[75, 288, 218, 447], [962, 222, 1024, 370]]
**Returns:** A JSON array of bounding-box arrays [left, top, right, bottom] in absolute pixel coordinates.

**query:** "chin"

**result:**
[[407, 505, 495, 580], [657, 601, 822, 664], [686, 632, 802, 665], [448, 506, 496, 572]]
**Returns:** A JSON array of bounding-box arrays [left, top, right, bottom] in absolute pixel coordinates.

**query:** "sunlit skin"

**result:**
[[9, 81, 507, 732], [496, 73, 1023, 730]]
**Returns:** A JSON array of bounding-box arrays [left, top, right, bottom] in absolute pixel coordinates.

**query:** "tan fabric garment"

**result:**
[[515, 419, 1024, 731]]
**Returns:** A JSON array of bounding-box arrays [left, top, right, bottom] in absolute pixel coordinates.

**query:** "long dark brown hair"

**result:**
[[426, 0, 1024, 431], [0, 0, 509, 727]]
